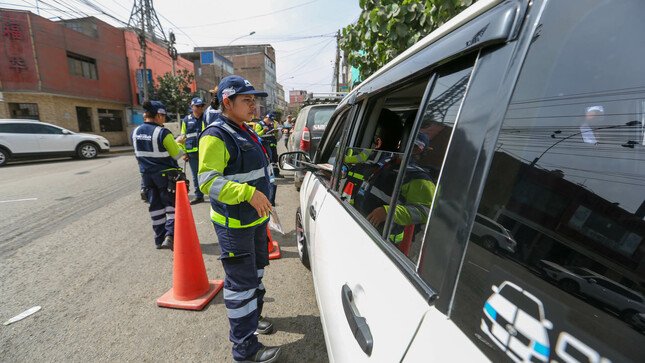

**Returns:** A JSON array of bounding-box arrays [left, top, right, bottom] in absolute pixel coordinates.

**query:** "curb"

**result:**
[[108, 148, 134, 154]]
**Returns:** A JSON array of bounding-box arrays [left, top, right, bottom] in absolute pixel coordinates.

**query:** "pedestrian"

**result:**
[[197, 75, 281, 363], [254, 111, 281, 178], [281, 115, 293, 149], [205, 87, 222, 125], [132, 100, 189, 250], [179, 97, 207, 204]]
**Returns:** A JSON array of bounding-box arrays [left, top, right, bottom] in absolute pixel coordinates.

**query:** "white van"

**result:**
[[281, 0, 645, 361]]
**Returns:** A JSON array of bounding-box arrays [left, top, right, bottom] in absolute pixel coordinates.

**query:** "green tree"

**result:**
[[152, 69, 198, 122], [341, 0, 474, 81]]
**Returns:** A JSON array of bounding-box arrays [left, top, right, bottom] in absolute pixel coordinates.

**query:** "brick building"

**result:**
[[288, 89, 307, 115], [0, 10, 131, 145], [180, 50, 233, 103], [195, 44, 277, 118]]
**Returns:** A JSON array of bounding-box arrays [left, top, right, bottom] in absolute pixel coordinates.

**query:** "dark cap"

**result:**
[[217, 75, 268, 102], [145, 100, 167, 115], [191, 97, 205, 106]]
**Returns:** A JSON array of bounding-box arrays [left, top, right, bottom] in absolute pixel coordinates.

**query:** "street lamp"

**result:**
[[529, 120, 640, 167], [227, 31, 256, 46]]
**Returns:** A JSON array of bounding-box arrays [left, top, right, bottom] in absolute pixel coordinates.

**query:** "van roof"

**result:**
[[347, 0, 503, 99]]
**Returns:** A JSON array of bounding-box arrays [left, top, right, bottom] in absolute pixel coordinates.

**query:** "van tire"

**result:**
[[0, 148, 8, 166], [295, 207, 310, 270], [559, 279, 579, 294], [77, 142, 98, 159], [482, 237, 497, 251]]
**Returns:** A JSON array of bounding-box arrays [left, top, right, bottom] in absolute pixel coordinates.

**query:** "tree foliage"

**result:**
[[152, 69, 198, 120], [341, 0, 474, 81]]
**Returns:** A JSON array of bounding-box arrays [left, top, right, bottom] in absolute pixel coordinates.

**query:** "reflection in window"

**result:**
[[453, 1, 645, 362]]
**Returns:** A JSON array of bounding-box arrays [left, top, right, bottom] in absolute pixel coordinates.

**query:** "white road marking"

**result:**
[[468, 260, 490, 272], [0, 198, 38, 204]]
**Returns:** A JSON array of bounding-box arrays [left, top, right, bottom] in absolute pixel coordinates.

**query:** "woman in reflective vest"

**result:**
[[197, 75, 281, 363], [132, 100, 187, 250]]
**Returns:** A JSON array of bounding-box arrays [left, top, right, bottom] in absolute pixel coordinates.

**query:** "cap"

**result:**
[[191, 97, 205, 106], [415, 132, 430, 151], [266, 110, 277, 120], [217, 75, 268, 102], [586, 105, 604, 114], [146, 100, 166, 115]]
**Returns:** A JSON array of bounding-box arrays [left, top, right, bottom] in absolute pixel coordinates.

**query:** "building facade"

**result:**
[[0, 10, 131, 145], [195, 44, 277, 118], [180, 50, 233, 102]]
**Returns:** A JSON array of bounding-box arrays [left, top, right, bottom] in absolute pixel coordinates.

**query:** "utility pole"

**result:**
[[333, 30, 340, 93], [168, 30, 180, 122], [128, 0, 168, 104]]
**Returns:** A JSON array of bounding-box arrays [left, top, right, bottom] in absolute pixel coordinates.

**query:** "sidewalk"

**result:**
[[108, 145, 134, 154]]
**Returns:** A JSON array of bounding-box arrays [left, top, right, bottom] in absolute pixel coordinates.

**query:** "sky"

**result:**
[[2, 0, 362, 93]]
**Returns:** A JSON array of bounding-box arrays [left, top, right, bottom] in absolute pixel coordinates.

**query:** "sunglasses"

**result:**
[[194, 104, 205, 108]]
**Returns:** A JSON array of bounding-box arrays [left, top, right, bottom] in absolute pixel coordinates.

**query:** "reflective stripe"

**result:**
[[389, 231, 404, 244], [229, 167, 266, 183], [149, 209, 165, 217], [166, 213, 175, 219], [224, 288, 256, 301], [370, 186, 391, 204], [227, 299, 257, 319], [135, 150, 170, 157], [198, 170, 223, 186], [186, 132, 198, 138], [348, 171, 364, 181], [165, 206, 175, 212], [221, 123, 237, 135], [209, 177, 229, 200], [407, 205, 423, 224], [152, 218, 167, 225], [258, 282, 265, 291], [257, 269, 264, 278], [210, 208, 269, 228], [172, 148, 184, 161]]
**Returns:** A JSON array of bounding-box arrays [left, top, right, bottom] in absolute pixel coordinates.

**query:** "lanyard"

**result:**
[[239, 122, 270, 159]]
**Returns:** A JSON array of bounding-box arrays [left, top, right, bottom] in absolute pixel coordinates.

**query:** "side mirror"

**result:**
[[279, 151, 312, 171], [542, 319, 553, 330], [62, 130, 71, 135], [588, 278, 597, 284], [491, 285, 499, 294]]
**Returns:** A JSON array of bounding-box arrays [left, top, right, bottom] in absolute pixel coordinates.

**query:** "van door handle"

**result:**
[[309, 205, 317, 220], [341, 284, 373, 356]]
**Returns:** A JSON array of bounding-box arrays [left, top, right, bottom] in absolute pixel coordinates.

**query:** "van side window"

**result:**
[[335, 80, 427, 247], [383, 55, 476, 264], [315, 108, 352, 183], [452, 1, 645, 362]]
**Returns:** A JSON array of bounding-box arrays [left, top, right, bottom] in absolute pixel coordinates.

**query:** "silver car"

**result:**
[[471, 213, 517, 253], [0, 119, 110, 165]]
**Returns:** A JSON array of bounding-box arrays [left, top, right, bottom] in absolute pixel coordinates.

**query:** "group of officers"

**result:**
[[132, 75, 283, 363]]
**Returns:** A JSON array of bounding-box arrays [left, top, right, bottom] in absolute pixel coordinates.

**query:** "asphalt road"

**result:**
[[0, 149, 328, 362]]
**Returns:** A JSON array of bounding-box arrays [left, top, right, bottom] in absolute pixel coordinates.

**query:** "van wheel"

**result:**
[[559, 279, 579, 294], [295, 207, 310, 270], [482, 237, 497, 251], [0, 148, 8, 166], [77, 142, 98, 159]]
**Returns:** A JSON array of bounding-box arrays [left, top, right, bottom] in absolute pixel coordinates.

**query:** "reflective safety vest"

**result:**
[[132, 122, 182, 173], [255, 120, 278, 147], [353, 159, 435, 244], [200, 116, 273, 228], [181, 113, 206, 152]]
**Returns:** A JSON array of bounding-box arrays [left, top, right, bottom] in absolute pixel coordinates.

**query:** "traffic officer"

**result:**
[[198, 75, 281, 363], [254, 111, 281, 178], [132, 100, 188, 250], [204, 87, 222, 125], [179, 97, 207, 204]]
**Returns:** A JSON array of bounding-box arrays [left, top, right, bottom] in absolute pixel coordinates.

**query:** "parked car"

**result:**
[[0, 119, 110, 166], [481, 281, 552, 362], [287, 102, 338, 190], [471, 213, 517, 253], [539, 261, 645, 322], [281, 0, 645, 361]]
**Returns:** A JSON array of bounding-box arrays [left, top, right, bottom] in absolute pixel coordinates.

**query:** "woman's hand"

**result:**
[[249, 190, 272, 218], [366, 206, 387, 227]]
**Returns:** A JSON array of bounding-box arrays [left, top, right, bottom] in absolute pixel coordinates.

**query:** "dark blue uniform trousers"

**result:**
[[187, 151, 204, 198], [213, 220, 269, 361], [142, 172, 175, 246]]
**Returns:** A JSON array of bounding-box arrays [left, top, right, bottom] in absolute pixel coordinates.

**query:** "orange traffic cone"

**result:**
[[267, 225, 281, 260], [157, 181, 224, 310]]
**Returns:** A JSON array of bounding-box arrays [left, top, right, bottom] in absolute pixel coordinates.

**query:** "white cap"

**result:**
[[586, 105, 604, 114]]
